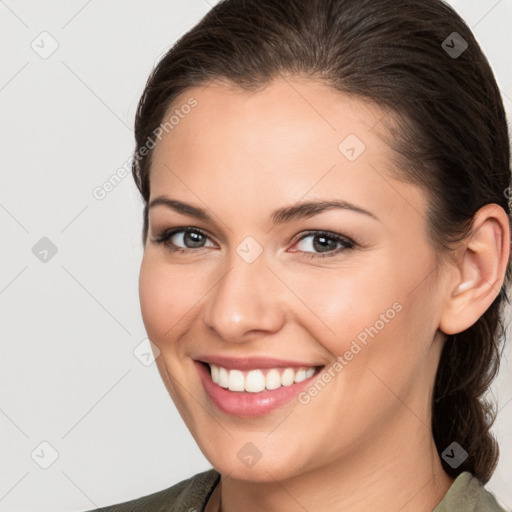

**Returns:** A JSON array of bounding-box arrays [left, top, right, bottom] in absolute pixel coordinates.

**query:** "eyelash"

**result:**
[[151, 227, 356, 259]]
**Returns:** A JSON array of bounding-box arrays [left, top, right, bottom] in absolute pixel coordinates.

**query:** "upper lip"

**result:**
[[195, 355, 324, 371]]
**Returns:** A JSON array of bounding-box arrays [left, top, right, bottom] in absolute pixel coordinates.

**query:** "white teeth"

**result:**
[[211, 364, 219, 383], [246, 369, 266, 392], [218, 367, 229, 388], [265, 369, 281, 390], [281, 368, 295, 386], [294, 368, 306, 382], [228, 369, 245, 391], [305, 368, 315, 379], [208, 364, 319, 392]]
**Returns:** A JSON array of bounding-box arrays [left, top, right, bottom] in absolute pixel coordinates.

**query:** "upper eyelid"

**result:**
[[153, 226, 213, 244]]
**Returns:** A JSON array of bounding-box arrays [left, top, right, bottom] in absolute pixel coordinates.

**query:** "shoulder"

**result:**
[[84, 468, 221, 512], [433, 472, 508, 512]]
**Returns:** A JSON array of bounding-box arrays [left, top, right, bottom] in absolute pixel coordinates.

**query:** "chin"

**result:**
[[204, 448, 309, 483]]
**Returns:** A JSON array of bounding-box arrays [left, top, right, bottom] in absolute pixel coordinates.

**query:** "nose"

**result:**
[[202, 250, 286, 342]]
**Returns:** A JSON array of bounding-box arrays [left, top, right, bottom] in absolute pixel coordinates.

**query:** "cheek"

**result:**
[[288, 263, 397, 347], [297, 256, 429, 377], [138, 255, 204, 343]]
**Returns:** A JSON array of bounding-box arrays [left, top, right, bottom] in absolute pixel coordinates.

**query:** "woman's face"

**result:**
[[139, 77, 450, 481]]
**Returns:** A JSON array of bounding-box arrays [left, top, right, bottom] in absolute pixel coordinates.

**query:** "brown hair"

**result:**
[[132, 0, 512, 484]]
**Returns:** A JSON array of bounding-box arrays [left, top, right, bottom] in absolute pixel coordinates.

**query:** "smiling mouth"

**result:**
[[199, 361, 324, 393]]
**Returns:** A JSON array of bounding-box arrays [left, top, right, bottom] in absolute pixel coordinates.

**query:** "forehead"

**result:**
[[149, 77, 428, 227], [161, 76, 387, 151]]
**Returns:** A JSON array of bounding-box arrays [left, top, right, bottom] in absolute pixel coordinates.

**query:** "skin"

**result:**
[[138, 76, 510, 512]]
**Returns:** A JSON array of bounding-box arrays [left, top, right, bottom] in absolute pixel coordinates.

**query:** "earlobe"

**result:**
[[439, 204, 510, 336]]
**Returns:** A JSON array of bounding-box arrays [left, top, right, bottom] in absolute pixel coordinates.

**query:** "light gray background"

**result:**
[[1, 1, 512, 511]]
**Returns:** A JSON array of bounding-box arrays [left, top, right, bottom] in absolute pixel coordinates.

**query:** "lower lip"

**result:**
[[195, 361, 323, 417]]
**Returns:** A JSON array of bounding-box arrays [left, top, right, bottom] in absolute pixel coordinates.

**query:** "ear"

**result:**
[[439, 203, 511, 336]]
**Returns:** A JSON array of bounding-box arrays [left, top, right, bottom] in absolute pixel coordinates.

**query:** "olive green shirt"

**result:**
[[89, 468, 507, 511]]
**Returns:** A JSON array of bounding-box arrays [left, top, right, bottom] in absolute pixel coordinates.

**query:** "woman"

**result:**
[[90, 0, 511, 510]]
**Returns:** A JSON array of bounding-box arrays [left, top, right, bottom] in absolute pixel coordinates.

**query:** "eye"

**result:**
[[290, 231, 355, 259], [152, 227, 215, 254], [152, 227, 356, 259]]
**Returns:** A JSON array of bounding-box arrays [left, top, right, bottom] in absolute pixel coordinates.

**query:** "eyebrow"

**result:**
[[147, 196, 379, 225]]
